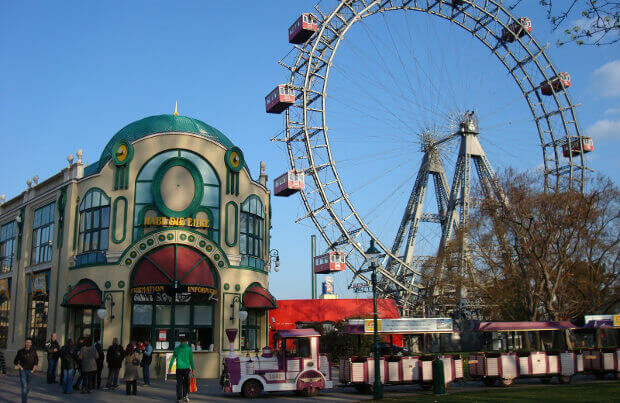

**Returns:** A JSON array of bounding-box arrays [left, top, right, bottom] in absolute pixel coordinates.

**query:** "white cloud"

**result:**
[[604, 106, 620, 115], [586, 118, 620, 140], [590, 60, 620, 98]]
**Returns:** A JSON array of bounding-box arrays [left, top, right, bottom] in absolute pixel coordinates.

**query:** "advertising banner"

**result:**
[[354, 318, 453, 333], [164, 353, 177, 381]]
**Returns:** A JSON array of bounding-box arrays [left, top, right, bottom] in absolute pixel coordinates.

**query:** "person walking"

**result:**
[[140, 339, 153, 386], [14, 338, 39, 403], [79, 337, 99, 393], [168, 336, 195, 403], [95, 341, 104, 389], [45, 332, 60, 384], [105, 337, 124, 389], [59, 339, 78, 394], [124, 344, 142, 395], [73, 337, 84, 391]]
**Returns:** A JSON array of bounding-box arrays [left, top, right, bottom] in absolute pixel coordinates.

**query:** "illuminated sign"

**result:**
[[130, 285, 165, 294], [185, 286, 217, 295], [130, 284, 217, 295], [143, 216, 210, 228]]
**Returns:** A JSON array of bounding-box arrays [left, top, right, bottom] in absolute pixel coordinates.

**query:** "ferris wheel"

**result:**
[[267, 0, 592, 310]]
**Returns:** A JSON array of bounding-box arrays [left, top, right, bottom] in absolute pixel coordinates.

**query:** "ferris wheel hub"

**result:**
[[459, 111, 480, 135]]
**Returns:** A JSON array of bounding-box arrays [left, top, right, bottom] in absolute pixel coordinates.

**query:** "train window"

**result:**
[[288, 172, 294, 180], [340, 254, 345, 263]]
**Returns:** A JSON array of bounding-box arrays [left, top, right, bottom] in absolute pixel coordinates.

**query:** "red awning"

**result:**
[[131, 244, 217, 295], [243, 283, 277, 310], [474, 321, 578, 332], [62, 279, 102, 307]]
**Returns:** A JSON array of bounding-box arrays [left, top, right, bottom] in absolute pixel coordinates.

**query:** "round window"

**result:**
[[152, 157, 204, 217]]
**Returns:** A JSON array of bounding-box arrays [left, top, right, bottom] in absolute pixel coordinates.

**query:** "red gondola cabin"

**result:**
[[289, 13, 319, 44], [563, 137, 594, 157], [314, 251, 346, 274], [501, 17, 532, 42], [265, 85, 295, 114], [540, 72, 571, 96], [274, 170, 305, 197]]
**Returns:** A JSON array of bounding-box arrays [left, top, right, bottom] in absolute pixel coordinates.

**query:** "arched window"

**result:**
[[130, 245, 217, 350], [78, 189, 110, 264], [240, 196, 265, 270], [133, 150, 220, 242]]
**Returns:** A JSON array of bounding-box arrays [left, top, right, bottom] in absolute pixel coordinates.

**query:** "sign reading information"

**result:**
[[143, 216, 210, 228]]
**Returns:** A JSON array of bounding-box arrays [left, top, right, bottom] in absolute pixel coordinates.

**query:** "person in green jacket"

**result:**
[[168, 336, 195, 402]]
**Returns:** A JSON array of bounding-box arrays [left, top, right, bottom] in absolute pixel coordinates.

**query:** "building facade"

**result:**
[[0, 114, 276, 377]]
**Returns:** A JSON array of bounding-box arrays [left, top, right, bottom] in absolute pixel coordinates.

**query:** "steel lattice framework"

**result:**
[[273, 0, 589, 311]]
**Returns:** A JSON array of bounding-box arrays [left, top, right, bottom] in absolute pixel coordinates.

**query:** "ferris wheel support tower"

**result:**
[[438, 112, 507, 302]]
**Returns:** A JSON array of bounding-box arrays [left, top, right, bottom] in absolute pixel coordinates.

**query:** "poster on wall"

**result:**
[[164, 353, 177, 381], [32, 272, 47, 294], [158, 330, 167, 341]]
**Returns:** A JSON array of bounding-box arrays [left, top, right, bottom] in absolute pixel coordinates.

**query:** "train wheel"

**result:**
[[483, 378, 496, 387], [420, 383, 432, 391], [500, 378, 514, 387], [594, 372, 606, 380], [540, 377, 552, 384], [559, 375, 572, 384], [241, 380, 262, 399]]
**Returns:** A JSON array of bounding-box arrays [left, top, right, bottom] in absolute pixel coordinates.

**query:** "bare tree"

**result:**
[[512, 0, 619, 46], [431, 170, 619, 323]]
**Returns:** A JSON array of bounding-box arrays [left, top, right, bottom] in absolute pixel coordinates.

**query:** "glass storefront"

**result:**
[[132, 292, 214, 350], [72, 308, 102, 342]]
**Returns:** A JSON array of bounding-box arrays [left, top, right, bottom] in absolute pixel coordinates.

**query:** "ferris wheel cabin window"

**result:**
[[31, 203, 55, 265], [240, 196, 265, 270]]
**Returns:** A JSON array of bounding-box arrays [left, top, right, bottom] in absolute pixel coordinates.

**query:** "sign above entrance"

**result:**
[[142, 216, 210, 228]]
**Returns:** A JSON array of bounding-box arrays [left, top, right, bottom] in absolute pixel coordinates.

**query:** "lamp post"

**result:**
[[269, 249, 280, 272], [96, 293, 115, 321], [365, 239, 382, 400]]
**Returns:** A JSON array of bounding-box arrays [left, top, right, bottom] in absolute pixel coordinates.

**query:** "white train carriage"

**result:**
[[339, 354, 463, 391], [221, 329, 333, 398], [469, 352, 519, 386]]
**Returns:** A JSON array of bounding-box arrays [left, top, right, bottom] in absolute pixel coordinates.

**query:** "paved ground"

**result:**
[[0, 370, 615, 402]]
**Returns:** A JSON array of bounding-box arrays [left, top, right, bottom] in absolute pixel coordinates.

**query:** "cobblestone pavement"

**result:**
[[0, 370, 614, 402]]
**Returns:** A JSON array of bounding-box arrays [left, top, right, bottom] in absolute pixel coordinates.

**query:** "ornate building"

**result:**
[[0, 113, 276, 377]]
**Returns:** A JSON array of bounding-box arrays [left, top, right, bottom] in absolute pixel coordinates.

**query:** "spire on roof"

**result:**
[[174, 100, 179, 116]]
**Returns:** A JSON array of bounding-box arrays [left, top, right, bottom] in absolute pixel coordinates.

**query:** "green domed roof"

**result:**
[[86, 114, 238, 175]]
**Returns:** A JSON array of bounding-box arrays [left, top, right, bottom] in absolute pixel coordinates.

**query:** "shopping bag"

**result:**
[[189, 376, 198, 393]]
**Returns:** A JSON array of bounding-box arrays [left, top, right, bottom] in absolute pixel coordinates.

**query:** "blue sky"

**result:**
[[1, 1, 618, 300]]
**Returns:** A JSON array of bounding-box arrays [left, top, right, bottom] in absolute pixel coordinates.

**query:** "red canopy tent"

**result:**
[[269, 298, 402, 347]]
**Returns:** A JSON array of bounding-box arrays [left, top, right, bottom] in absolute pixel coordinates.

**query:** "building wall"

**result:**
[[0, 117, 274, 378]]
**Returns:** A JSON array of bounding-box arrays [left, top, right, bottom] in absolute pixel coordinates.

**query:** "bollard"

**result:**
[[432, 356, 446, 395]]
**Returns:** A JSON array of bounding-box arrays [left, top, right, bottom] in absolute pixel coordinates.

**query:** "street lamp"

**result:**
[[269, 249, 280, 272], [97, 293, 115, 320], [365, 239, 382, 400]]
